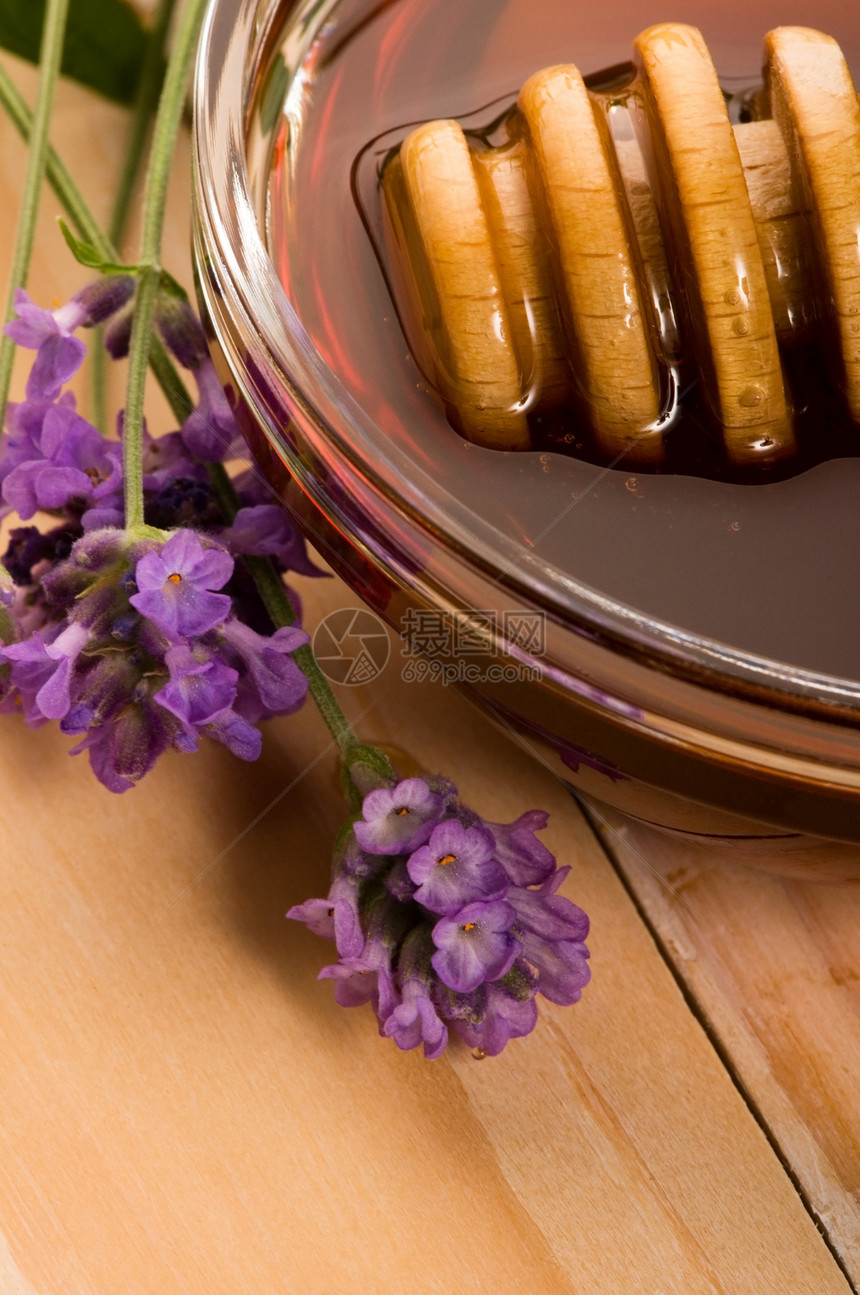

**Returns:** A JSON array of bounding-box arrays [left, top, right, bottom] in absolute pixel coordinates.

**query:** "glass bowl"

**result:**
[[192, 0, 860, 879]]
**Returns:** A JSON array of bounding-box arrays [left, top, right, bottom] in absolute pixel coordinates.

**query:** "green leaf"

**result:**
[[0, 0, 155, 106], [58, 219, 133, 274], [157, 268, 189, 302]]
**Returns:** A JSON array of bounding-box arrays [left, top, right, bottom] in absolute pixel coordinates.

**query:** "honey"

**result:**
[[267, 0, 860, 683]]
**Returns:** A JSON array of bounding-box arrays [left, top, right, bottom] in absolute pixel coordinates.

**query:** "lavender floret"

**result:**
[[384, 978, 448, 1060], [431, 899, 520, 993], [353, 777, 443, 854], [407, 818, 507, 914], [180, 357, 243, 461], [130, 529, 234, 639], [5, 280, 134, 400], [1, 400, 122, 520]]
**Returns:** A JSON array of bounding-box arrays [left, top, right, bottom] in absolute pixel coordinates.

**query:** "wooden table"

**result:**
[[0, 52, 857, 1295]]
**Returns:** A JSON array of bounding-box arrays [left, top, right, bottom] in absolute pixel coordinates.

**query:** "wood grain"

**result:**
[[595, 804, 860, 1284], [0, 47, 852, 1295]]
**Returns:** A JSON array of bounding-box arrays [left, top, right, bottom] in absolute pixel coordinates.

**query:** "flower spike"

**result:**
[[289, 774, 590, 1058]]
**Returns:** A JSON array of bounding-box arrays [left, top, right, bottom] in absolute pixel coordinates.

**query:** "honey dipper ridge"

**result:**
[[382, 23, 860, 469]]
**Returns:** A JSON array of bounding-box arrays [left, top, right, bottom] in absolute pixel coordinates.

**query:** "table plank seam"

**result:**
[[579, 796, 858, 1295]]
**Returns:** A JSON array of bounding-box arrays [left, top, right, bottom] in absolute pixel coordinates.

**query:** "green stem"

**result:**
[[295, 640, 360, 755], [109, 0, 177, 249], [122, 0, 207, 530], [206, 461, 359, 756], [91, 0, 176, 434], [0, 0, 70, 432], [0, 65, 197, 434], [89, 331, 107, 435], [122, 269, 157, 527], [148, 333, 194, 423], [0, 65, 197, 435], [0, 65, 108, 254]]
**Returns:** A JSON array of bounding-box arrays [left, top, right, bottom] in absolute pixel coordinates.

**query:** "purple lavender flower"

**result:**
[[452, 978, 539, 1057], [153, 644, 239, 744], [1, 400, 122, 521], [319, 935, 399, 1021], [384, 978, 448, 1059], [485, 810, 557, 886], [518, 932, 591, 1006], [6, 290, 85, 400], [220, 504, 327, 578], [6, 280, 134, 401], [70, 688, 174, 793], [0, 513, 309, 789], [287, 897, 338, 941], [431, 899, 520, 993], [407, 818, 507, 914], [0, 396, 59, 501], [288, 874, 363, 960], [103, 303, 133, 359], [508, 868, 590, 1004], [316, 957, 378, 1008], [507, 866, 589, 942], [353, 777, 443, 855], [59, 652, 139, 737], [153, 291, 208, 370], [130, 529, 233, 639], [0, 288, 315, 793], [219, 618, 309, 717], [180, 357, 243, 461], [205, 709, 262, 762], [140, 426, 202, 493], [73, 276, 137, 327], [289, 773, 591, 1059], [2, 621, 91, 721]]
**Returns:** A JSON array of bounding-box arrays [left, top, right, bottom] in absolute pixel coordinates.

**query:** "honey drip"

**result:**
[[381, 24, 860, 470]]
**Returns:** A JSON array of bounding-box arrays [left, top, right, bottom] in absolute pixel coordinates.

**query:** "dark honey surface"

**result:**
[[268, 0, 860, 681]]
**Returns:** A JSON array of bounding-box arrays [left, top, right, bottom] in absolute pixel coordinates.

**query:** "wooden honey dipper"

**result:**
[[381, 24, 860, 466]]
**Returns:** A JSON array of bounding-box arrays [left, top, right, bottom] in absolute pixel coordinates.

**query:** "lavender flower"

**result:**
[[1, 400, 122, 520], [218, 619, 308, 717], [0, 278, 324, 791], [407, 818, 507, 914], [0, 520, 309, 790], [180, 357, 243, 461], [353, 777, 443, 854], [129, 529, 233, 639], [221, 504, 327, 579], [2, 621, 92, 720], [5, 279, 134, 400], [288, 774, 590, 1058], [431, 899, 520, 993], [69, 686, 174, 793], [384, 976, 448, 1060], [153, 645, 245, 753], [450, 977, 539, 1057], [484, 809, 557, 886]]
